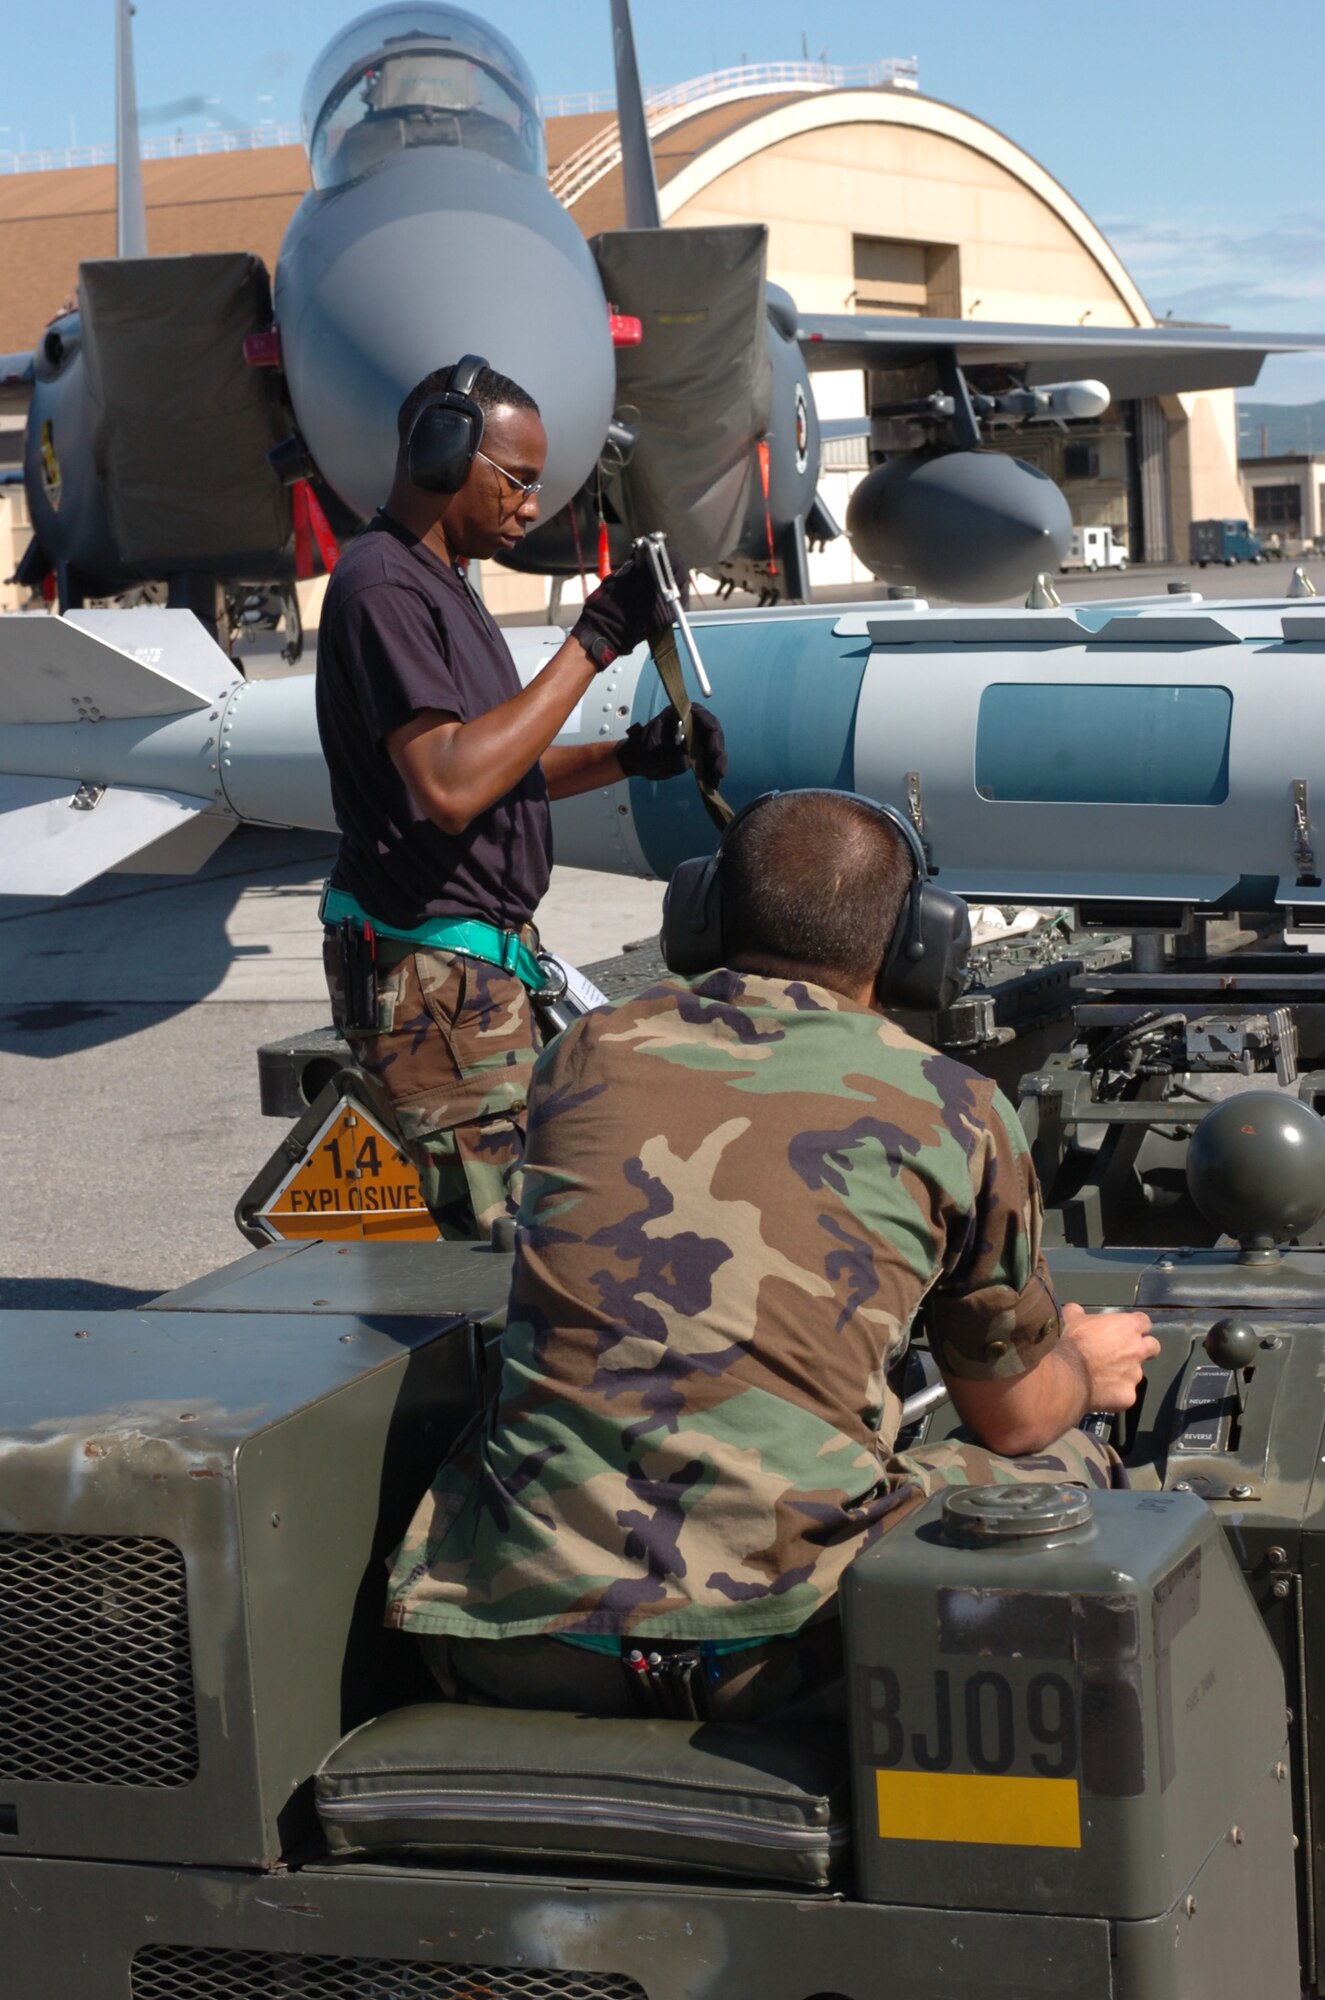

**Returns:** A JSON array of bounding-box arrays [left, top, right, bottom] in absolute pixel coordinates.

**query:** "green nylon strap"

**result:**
[[319, 885, 545, 990], [649, 624, 733, 832]]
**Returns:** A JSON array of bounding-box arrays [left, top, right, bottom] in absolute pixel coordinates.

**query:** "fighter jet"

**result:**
[[5, 0, 1323, 622], [4, 2, 621, 638]]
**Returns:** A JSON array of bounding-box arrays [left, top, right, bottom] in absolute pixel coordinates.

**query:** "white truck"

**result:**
[[1061, 523, 1129, 571]]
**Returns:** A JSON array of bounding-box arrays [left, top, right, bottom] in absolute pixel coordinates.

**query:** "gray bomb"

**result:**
[[5, 594, 1325, 944]]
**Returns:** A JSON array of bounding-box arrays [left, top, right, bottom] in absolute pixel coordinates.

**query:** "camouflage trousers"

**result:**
[[419, 1427, 1120, 1725], [323, 935, 537, 1241]]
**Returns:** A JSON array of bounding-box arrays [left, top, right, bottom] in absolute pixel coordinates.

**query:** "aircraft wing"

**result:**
[[796, 313, 1325, 397]]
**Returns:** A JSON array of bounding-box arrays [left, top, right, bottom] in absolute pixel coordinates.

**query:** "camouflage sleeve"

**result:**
[[924, 1083, 1063, 1382]]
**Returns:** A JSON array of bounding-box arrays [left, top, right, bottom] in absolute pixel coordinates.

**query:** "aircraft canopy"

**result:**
[[303, 4, 545, 189]]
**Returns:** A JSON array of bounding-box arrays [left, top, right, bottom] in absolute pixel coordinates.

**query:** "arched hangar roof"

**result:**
[[551, 85, 1153, 332]]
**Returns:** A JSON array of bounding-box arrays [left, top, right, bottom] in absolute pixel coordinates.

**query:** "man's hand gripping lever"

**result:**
[[1063, 1304, 1161, 1445], [570, 536, 730, 827], [633, 533, 732, 832]]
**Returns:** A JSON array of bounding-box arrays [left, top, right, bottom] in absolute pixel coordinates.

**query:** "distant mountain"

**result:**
[[1237, 400, 1325, 458]]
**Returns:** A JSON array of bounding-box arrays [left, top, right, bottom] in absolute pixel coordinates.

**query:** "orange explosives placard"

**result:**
[[258, 1098, 438, 1242]]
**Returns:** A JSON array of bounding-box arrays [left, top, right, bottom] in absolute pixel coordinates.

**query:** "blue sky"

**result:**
[[5, 0, 1322, 401]]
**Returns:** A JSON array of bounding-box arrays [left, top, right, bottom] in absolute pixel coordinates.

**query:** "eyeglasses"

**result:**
[[475, 447, 543, 500]]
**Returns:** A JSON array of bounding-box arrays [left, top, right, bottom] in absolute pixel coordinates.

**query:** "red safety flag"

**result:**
[[303, 482, 340, 572], [292, 480, 313, 579], [757, 439, 776, 576], [292, 479, 340, 576]]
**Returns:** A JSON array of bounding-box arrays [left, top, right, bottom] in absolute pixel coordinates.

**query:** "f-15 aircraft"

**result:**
[[2, 0, 1322, 620]]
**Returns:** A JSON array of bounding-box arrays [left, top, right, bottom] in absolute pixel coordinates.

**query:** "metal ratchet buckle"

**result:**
[[636, 532, 714, 697]]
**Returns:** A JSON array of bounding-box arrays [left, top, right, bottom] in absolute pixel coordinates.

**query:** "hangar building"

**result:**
[[0, 59, 1247, 600]]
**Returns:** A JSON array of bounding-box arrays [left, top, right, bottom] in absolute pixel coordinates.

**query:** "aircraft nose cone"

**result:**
[[275, 150, 615, 518], [847, 450, 1072, 602]]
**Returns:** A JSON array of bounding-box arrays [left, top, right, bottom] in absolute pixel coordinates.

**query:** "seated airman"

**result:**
[[385, 790, 1157, 1722]]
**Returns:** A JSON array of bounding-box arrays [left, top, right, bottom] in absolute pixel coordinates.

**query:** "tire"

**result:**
[[1225, 556, 1236, 566], [1088, 560, 1099, 572], [1117, 559, 1128, 572]]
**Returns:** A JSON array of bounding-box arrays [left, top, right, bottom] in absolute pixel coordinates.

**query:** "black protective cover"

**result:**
[[316, 1702, 850, 1888], [79, 253, 292, 571], [590, 225, 773, 572]]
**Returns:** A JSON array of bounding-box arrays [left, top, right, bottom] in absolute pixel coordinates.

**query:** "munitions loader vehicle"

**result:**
[[5, 1088, 1325, 2000]]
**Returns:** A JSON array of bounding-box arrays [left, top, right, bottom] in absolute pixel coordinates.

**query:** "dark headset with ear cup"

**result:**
[[660, 789, 972, 1014], [406, 353, 488, 493]]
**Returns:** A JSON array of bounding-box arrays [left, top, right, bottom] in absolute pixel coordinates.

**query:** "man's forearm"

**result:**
[[999, 1341, 1091, 1453], [946, 1338, 1090, 1457], [944, 1304, 1156, 1457], [543, 740, 626, 799]]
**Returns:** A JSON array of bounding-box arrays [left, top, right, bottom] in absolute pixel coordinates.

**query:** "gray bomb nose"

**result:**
[[847, 450, 1072, 601], [275, 150, 614, 519]]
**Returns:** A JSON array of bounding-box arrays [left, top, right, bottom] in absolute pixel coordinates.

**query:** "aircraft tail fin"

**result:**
[[0, 608, 239, 726], [0, 778, 226, 897], [115, 0, 148, 257], [609, 0, 661, 230]]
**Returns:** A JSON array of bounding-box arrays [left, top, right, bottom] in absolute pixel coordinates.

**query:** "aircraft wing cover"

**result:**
[[797, 312, 1325, 398], [591, 225, 773, 572], [79, 254, 293, 568]]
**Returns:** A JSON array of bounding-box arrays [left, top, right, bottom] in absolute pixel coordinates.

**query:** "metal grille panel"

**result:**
[[0, 1533, 197, 1785], [132, 1949, 649, 2000]]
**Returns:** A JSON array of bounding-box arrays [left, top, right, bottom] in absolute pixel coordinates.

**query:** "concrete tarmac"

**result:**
[[0, 835, 662, 1310], [3, 558, 1320, 1310]]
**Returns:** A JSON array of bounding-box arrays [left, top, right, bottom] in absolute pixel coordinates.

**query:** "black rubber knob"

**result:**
[[1204, 1316, 1260, 1371]]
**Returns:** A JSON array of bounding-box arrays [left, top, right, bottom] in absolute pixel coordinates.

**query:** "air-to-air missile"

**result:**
[[6, 593, 1325, 940]]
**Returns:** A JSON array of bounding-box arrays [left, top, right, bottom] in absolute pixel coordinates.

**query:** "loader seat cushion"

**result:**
[[315, 1702, 850, 1890]]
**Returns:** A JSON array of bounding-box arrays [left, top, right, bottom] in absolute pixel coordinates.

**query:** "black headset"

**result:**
[[406, 353, 487, 493], [660, 789, 971, 1015]]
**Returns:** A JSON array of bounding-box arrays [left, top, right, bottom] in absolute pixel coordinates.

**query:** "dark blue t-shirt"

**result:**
[[315, 513, 553, 931]]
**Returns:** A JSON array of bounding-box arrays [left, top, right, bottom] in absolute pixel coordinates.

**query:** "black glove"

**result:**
[[571, 547, 675, 670], [617, 704, 728, 788]]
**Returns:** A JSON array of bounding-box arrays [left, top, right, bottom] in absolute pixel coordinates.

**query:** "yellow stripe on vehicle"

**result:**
[[874, 1769, 1081, 1848]]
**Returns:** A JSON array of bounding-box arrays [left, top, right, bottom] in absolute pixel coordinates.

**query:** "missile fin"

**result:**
[[0, 608, 240, 725], [106, 811, 235, 877], [0, 778, 219, 897]]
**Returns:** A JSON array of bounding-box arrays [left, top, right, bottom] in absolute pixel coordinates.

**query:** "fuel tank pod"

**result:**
[[846, 449, 1072, 602]]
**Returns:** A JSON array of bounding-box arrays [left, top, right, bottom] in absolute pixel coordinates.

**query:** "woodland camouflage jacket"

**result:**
[[386, 970, 1063, 1641]]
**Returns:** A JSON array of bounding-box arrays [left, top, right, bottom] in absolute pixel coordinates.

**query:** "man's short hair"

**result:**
[[722, 791, 915, 987], [396, 364, 540, 448]]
